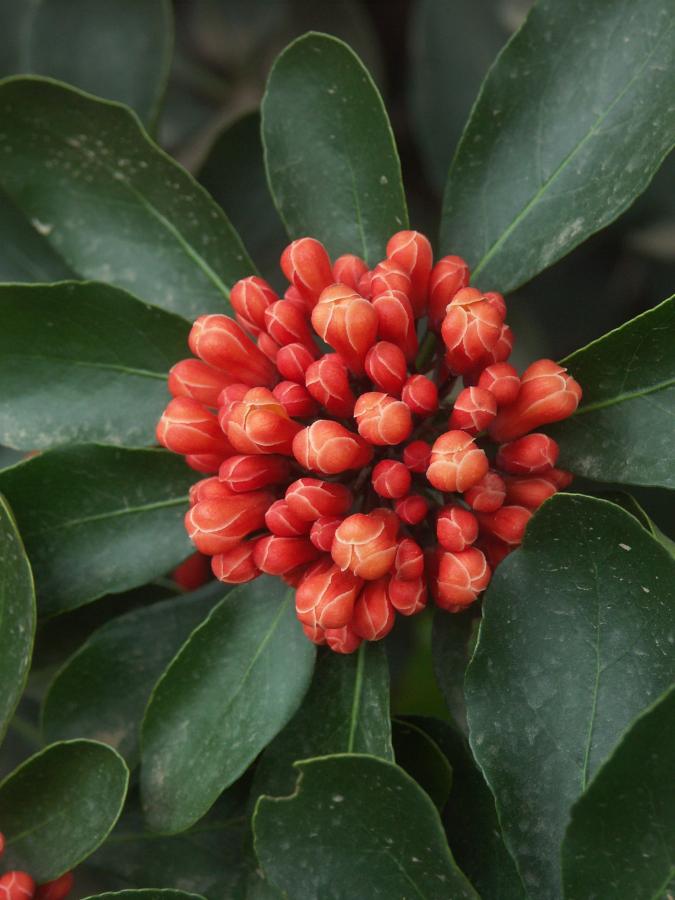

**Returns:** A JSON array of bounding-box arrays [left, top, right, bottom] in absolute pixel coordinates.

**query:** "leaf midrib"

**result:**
[[1, 352, 168, 381], [574, 377, 675, 415], [22, 495, 189, 539]]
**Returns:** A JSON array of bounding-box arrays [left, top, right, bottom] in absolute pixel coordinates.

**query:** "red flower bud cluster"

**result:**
[[0, 833, 73, 900], [157, 232, 582, 652]]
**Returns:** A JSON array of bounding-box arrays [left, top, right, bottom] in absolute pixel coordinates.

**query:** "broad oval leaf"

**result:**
[[254, 754, 478, 900], [0, 77, 255, 319], [549, 295, 675, 488], [432, 607, 480, 734], [42, 581, 226, 765], [562, 686, 675, 900], [391, 718, 453, 811], [465, 494, 675, 897], [82, 893, 204, 900], [141, 578, 315, 833], [440, 0, 675, 292], [262, 32, 408, 267], [0, 739, 129, 881], [0, 446, 196, 616], [0, 494, 36, 744], [0, 188, 74, 282], [0, 282, 190, 451]]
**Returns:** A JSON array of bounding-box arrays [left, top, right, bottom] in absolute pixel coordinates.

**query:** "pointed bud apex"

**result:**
[[0, 872, 36, 900], [272, 381, 318, 418], [370, 260, 412, 300], [185, 492, 273, 555], [285, 477, 353, 521], [386, 230, 433, 316], [427, 430, 489, 492], [436, 547, 491, 611], [496, 433, 559, 474], [504, 473, 559, 509], [212, 541, 260, 583], [293, 420, 371, 474], [549, 468, 574, 489], [463, 470, 506, 513], [371, 460, 411, 499], [437, 504, 479, 551], [231, 276, 278, 333], [483, 291, 507, 319], [394, 538, 424, 580], [280, 238, 334, 307], [394, 493, 429, 525], [352, 579, 396, 640], [310, 516, 343, 552], [428, 255, 470, 329], [403, 439, 431, 473], [254, 536, 320, 575], [354, 391, 413, 446], [331, 513, 397, 580], [172, 552, 211, 591], [185, 453, 226, 474], [365, 341, 408, 395], [389, 575, 427, 615], [157, 398, 233, 456], [477, 505, 532, 545], [325, 624, 362, 654], [189, 314, 277, 386], [305, 354, 356, 417], [168, 359, 236, 407], [441, 291, 503, 374], [226, 387, 302, 455], [477, 363, 520, 406], [264, 299, 315, 348], [449, 387, 497, 435], [296, 561, 362, 629], [311, 284, 378, 374], [371, 290, 418, 361], [402, 375, 438, 417], [218, 454, 289, 492], [265, 499, 311, 537], [333, 254, 368, 290], [276, 342, 316, 382]]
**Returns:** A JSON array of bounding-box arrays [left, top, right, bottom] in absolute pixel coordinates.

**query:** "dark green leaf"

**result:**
[[465, 494, 675, 897], [0, 446, 195, 616], [440, 0, 675, 292], [550, 296, 675, 488], [0, 188, 74, 282], [0, 77, 255, 319], [42, 581, 226, 766], [562, 686, 675, 900], [391, 718, 453, 811], [0, 282, 189, 451], [141, 578, 315, 833], [262, 32, 408, 267], [431, 607, 480, 734], [82, 893, 204, 900], [254, 754, 478, 899], [0, 495, 35, 744], [0, 739, 128, 881]]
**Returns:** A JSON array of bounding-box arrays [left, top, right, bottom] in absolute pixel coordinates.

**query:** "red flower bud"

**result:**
[[211, 540, 261, 583], [302, 622, 327, 645], [371, 506, 401, 538], [285, 477, 352, 521], [394, 493, 429, 525], [264, 299, 315, 348], [427, 430, 489, 492], [157, 398, 233, 456], [331, 513, 397, 580], [351, 579, 396, 641], [371, 290, 418, 361], [293, 420, 372, 474], [168, 359, 236, 407], [172, 552, 211, 591], [185, 491, 273, 555], [477, 505, 532, 545], [463, 470, 506, 513], [496, 433, 559, 475], [256, 332, 280, 363], [333, 254, 368, 290], [324, 624, 362, 654], [185, 453, 226, 474], [490, 359, 582, 441], [428, 255, 470, 329], [311, 284, 378, 374], [480, 534, 513, 569], [305, 354, 356, 417], [401, 375, 438, 417], [218, 454, 289, 492], [272, 381, 318, 418], [441, 290, 503, 374], [231, 276, 278, 334], [403, 439, 432, 473], [370, 259, 412, 300], [189, 475, 235, 505], [0, 872, 36, 900], [436, 547, 491, 611], [218, 383, 249, 413], [437, 504, 479, 551], [254, 536, 320, 575], [265, 499, 311, 537], [448, 387, 497, 435], [371, 460, 411, 499], [549, 468, 574, 489], [389, 575, 427, 616], [276, 342, 316, 382], [280, 238, 334, 308], [34, 873, 75, 900], [296, 561, 362, 629], [386, 230, 433, 316], [394, 537, 424, 580], [483, 291, 507, 320], [310, 516, 343, 552], [354, 392, 413, 446], [504, 473, 559, 509], [477, 362, 520, 406], [365, 341, 408, 396], [188, 314, 277, 386], [482, 323, 514, 366], [225, 387, 302, 455]]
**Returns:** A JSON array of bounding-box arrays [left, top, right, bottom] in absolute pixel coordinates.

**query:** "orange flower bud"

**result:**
[[231, 276, 278, 334], [437, 504, 479, 552], [264, 299, 315, 348], [354, 391, 413, 446], [448, 387, 497, 435], [477, 505, 532, 545], [265, 499, 311, 537], [172, 552, 211, 591], [477, 362, 520, 406], [427, 430, 489, 492], [218, 454, 289, 492], [394, 537, 424, 580], [185, 453, 226, 474], [333, 254, 368, 290], [305, 354, 356, 417], [0, 872, 36, 900], [189, 476, 236, 506], [311, 284, 378, 374], [483, 291, 507, 320], [331, 513, 397, 580], [310, 516, 343, 552], [504, 473, 559, 509], [357, 269, 374, 298], [293, 420, 371, 474], [496, 433, 559, 475], [280, 238, 334, 308], [226, 387, 302, 455], [272, 381, 318, 418], [188, 314, 277, 387], [370, 259, 412, 300], [285, 477, 352, 521], [284, 285, 307, 310], [386, 230, 433, 316], [371, 460, 411, 499], [403, 439, 432, 473], [184, 491, 273, 555], [402, 375, 438, 417], [371, 290, 418, 361], [168, 359, 236, 407], [211, 540, 261, 583], [428, 255, 470, 329], [490, 359, 582, 441], [296, 561, 362, 629], [276, 342, 316, 383], [389, 575, 427, 615], [325, 624, 362, 654], [365, 341, 408, 396], [218, 383, 249, 413], [157, 397, 233, 456], [254, 536, 320, 576], [351, 579, 396, 641], [441, 290, 503, 374], [34, 873, 75, 900], [256, 331, 280, 363], [436, 547, 491, 611], [371, 507, 401, 539], [302, 622, 327, 645], [394, 493, 429, 525], [463, 470, 506, 513]]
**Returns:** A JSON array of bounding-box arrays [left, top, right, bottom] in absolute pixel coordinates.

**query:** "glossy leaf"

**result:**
[[0, 446, 196, 616], [141, 578, 315, 833], [262, 32, 408, 266], [254, 754, 478, 899], [551, 296, 675, 488], [431, 607, 480, 734], [465, 494, 675, 897], [440, 0, 675, 292], [0, 188, 74, 282], [42, 581, 226, 766], [391, 718, 453, 811], [0, 739, 128, 881], [82, 893, 204, 900], [0, 495, 35, 744], [562, 686, 675, 900], [0, 77, 255, 319], [0, 282, 190, 451]]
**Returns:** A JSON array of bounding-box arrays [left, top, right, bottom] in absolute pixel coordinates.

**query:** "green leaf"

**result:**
[[0, 446, 196, 616], [440, 0, 675, 292], [254, 754, 478, 899], [6, 0, 173, 128], [391, 718, 453, 811], [432, 607, 480, 734], [0, 739, 129, 881], [42, 581, 226, 766], [141, 578, 315, 833], [562, 685, 675, 900], [550, 296, 675, 488], [0, 77, 255, 319], [0, 188, 74, 282], [82, 893, 204, 900], [0, 282, 189, 451], [0, 495, 36, 745], [465, 494, 675, 898], [262, 32, 408, 267]]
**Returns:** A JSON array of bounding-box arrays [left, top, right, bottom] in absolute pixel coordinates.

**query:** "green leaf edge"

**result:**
[[81, 891, 206, 900], [146, 0, 175, 133]]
